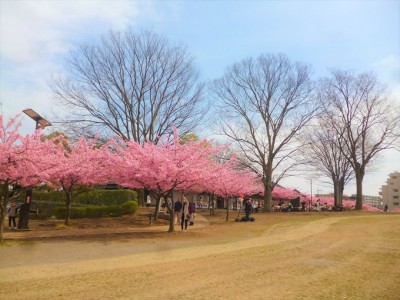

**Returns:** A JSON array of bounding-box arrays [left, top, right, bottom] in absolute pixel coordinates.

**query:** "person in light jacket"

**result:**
[[8, 202, 18, 230], [181, 197, 190, 231]]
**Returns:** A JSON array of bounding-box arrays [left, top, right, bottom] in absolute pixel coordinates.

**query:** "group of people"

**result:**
[[174, 195, 196, 231]]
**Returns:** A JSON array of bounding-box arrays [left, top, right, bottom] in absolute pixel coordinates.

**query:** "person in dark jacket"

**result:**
[[188, 202, 196, 225], [244, 198, 253, 221], [174, 198, 182, 225]]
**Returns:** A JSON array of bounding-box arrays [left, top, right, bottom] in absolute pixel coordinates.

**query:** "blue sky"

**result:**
[[1, 0, 399, 196]]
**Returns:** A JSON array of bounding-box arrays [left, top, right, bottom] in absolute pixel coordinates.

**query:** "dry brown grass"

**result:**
[[1, 210, 399, 299]]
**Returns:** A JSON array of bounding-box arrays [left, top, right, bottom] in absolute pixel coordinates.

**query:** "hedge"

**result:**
[[19, 189, 138, 206], [54, 201, 138, 219]]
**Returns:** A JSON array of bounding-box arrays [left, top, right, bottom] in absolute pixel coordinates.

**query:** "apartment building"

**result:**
[[380, 172, 400, 210], [363, 195, 383, 209]]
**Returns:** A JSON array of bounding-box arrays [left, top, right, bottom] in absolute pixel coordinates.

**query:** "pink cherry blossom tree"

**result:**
[[46, 135, 112, 225], [0, 114, 57, 241]]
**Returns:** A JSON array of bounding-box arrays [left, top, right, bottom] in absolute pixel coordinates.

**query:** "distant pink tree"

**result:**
[[271, 186, 300, 200], [209, 161, 262, 221]]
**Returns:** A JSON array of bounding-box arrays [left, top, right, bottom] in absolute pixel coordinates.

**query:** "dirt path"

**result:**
[[1, 212, 399, 299]]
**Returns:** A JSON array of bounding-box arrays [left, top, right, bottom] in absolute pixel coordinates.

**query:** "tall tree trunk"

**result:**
[[168, 192, 175, 232], [263, 180, 272, 213], [264, 163, 273, 212], [142, 189, 147, 207], [225, 197, 230, 221], [333, 180, 339, 207], [0, 183, 9, 242], [64, 190, 72, 225], [339, 177, 345, 207], [0, 208, 5, 242], [18, 188, 32, 229], [154, 194, 161, 221], [210, 193, 215, 216], [355, 173, 364, 210]]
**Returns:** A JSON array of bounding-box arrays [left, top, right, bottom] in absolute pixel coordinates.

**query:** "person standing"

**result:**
[[174, 198, 182, 225], [181, 197, 189, 231], [188, 201, 196, 225], [8, 202, 18, 230], [244, 198, 253, 221]]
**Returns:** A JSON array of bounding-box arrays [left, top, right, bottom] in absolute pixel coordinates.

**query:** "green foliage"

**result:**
[[180, 132, 200, 144], [20, 189, 138, 220], [53, 202, 138, 219], [18, 189, 138, 206], [121, 201, 138, 214], [79, 190, 138, 206]]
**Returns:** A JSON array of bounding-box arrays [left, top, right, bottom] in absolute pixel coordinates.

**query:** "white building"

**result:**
[[380, 172, 400, 211], [363, 195, 383, 209]]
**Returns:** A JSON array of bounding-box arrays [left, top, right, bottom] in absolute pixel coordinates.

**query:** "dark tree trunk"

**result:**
[[18, 188, 32, 229], [64, 190, 72, 225], [263, 164, 273, 212], [339, 177, 345, 207], [225, 197, 230, 221], [154, 194, 161, 221], [0, 208, 5, 242], [209, 193, 215, 216], [167, 192, 175, 233], [355, 173, 364, 210]]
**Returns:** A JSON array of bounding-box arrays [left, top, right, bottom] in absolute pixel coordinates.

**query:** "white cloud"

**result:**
[[371, 54, 400, 89], [0, 0, 145, 65], [0, 0, 161, 127], [373, 54, 400, 68]]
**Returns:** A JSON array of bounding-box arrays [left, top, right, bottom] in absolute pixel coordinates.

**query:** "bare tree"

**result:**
[[321, 70, 400, 210], [51, 29, 207, 143], [300, 118, 353, 207], [212, 54, 318, 212]]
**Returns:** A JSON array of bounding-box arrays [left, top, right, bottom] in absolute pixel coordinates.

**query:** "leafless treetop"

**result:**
[[51, 29, 207, 143]]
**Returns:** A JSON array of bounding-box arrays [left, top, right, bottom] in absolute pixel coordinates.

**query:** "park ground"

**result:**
[[0, 208, 399, 299]]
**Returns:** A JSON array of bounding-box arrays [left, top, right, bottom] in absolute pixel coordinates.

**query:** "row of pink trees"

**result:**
[[110, 129, 262, 231], [1, 114, 262, 239]]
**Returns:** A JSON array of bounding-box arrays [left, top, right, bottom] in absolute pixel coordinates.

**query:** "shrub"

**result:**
[[83, 190, 138, 206], [53, 201, 138, 220], [121, 201, 138, 214], [27, 189, 138, 206]]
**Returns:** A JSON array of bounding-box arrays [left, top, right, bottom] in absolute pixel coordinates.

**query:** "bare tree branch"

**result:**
[[212, 54, 319, 211], [51, 29, 208, 143], [320, 70, 400, 209]]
